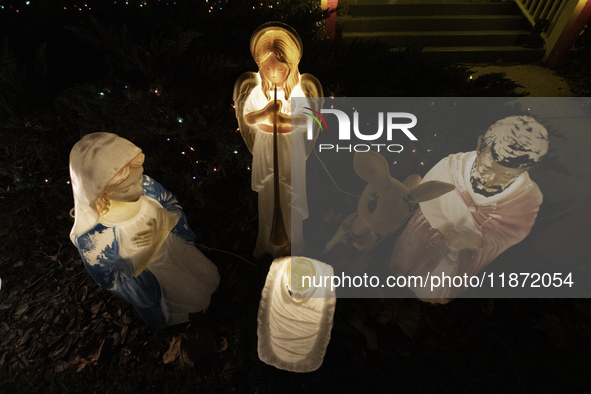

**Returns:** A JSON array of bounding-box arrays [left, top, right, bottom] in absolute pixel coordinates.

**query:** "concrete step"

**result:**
[[342, 15, 530, 32], [343, 30, 531, 47], [421, 46, 544, 63], [341, 1, 540, 63], [347, 3, 522, 17]]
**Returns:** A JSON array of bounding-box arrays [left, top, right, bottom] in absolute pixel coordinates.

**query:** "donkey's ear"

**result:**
[[403, 174, 422, 190], [410, 181, 455, 203], [354, 151, 390, 183]]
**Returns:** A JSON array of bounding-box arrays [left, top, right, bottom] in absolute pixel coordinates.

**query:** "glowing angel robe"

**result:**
[[243, 82, 309, 257], [234, 71, 322, 258], [389, 151, 543, 298]]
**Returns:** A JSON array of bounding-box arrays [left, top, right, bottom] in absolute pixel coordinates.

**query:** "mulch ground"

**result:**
[[2, 181, 591, 393]]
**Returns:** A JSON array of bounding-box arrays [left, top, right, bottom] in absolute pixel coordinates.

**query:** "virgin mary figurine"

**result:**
[[69, 132, 220, 329], [234, 22, 323, 258]]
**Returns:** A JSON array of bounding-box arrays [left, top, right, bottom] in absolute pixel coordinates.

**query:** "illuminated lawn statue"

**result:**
[[257, 256, 336, 373], [69, 133, 220, 329], [234, 22, 323, 258], [389, 116, 549, 303], [324, 151, 455, 253]]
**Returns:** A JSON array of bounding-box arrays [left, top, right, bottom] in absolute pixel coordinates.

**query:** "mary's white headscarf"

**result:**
[[69, 133, 142, 242]]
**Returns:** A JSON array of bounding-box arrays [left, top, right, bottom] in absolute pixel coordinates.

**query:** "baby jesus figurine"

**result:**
[[234, 22, 323, 258], [69, 132, 219, 328]]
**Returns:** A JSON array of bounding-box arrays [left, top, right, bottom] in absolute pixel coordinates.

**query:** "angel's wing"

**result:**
[[233, 72, 260, 153], [300, 73, 324, 157]]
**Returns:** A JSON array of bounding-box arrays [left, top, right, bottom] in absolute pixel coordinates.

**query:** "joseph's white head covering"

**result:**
[[483, 116, 549, 168], [69, 132, 142, 242]]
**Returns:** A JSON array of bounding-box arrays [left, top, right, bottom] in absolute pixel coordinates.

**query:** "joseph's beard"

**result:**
[[470, 176, 506, 197]]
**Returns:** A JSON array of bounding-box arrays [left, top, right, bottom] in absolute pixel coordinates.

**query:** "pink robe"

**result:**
[[389, 151, 542, 298]]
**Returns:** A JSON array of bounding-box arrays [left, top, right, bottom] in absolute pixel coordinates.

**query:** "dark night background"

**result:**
[[1, 0, 591, 392]]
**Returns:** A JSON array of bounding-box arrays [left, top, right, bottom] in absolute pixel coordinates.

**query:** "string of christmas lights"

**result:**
[[0, 0, 298, 14]]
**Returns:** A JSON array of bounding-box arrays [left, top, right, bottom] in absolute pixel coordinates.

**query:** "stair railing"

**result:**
[[514, 0, 568, 36], [514, 0, 591, 66]]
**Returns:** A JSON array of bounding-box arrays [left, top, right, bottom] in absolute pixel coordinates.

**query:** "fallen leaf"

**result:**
[[76, 338, 105, 372], [17, 354, 30, 368], [350, 315, 378, 350], [385, 299, 422, 338], [163, 336, 181, 364], [179, 336, 195, 367], [79, 286, 88, 303], [121, 312, 132, 325], [15, 328, 33, 347], [111, 332, 120, 346], [13, 303, 28, 318], [119, 347, 131, 365], [54, 361, 71, 373], [0, 322, 9, 332], [218, 337, 229, 353], [120, 325, 128, 343], [90, 301, 103, 316], [162, 336, 195, 367], [48, 345, 66, 360]]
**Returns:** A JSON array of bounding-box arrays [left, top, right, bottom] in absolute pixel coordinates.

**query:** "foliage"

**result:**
[[560, 25, 591, 98]]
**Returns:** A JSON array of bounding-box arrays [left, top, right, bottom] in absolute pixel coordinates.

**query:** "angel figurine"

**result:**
[[69, 132, 220, 329], [234, 22, 323, 258]]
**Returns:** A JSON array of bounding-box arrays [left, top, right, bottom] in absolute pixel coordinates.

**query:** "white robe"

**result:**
[[244, 83, 309, 257], [390, 151, 543, 298]]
